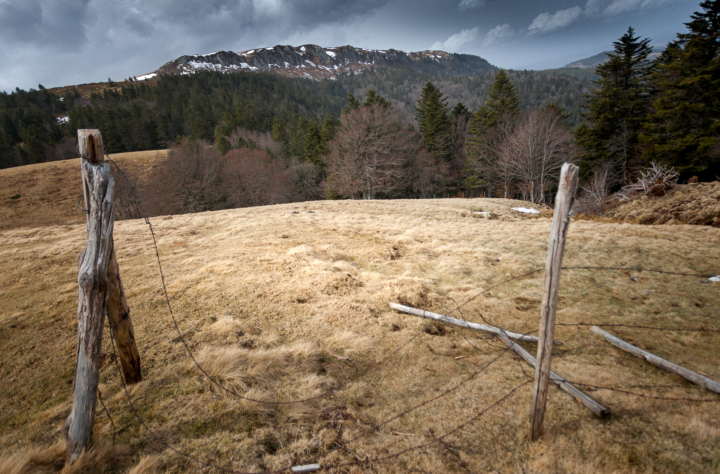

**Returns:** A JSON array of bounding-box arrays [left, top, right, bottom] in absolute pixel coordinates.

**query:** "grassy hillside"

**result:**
[[0, 150, 166, 229], [0, 182, 719, 472]]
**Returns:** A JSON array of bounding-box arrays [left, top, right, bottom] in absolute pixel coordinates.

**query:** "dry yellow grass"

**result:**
[[1, 194, 719, 473], [0, 150, 166, 230]]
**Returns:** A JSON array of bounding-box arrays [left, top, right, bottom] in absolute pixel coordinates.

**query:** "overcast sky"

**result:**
[[0, 0, 700, 92]]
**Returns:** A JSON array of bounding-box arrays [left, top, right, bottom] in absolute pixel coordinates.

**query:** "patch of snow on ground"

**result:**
[[300, 46, 306, 52], [326, 51, 336, 58], [136, 73, 157, 80], [511, 207, 540, 214], [710, 276, 720, 282], [202, 51, 220, 56], [57, 116, 69, 123], [242, 50, 255, 55]]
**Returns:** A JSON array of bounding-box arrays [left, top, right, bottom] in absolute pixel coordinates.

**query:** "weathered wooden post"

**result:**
[[529, 162, 579, 442], [78, 130, 141, 384], [64, 130, 141, 465], [64, 129, 115, 463]]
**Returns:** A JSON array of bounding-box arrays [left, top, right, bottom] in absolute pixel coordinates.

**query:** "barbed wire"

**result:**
[[100, 153, 720, 473]]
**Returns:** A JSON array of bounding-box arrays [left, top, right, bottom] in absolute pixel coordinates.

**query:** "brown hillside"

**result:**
[[0, 150, 167, 230], [608, 181, 720, 227], [1, 197, 719, 473]]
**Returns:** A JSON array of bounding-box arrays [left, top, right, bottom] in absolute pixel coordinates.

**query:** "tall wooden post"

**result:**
[[64, 130, 142, 465], [529, 162, 579, 442], [64, 130, 115, 463], [78, 130, 142, 385]]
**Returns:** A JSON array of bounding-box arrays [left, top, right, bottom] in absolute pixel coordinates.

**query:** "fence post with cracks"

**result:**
[[64, 129, 141, 466], [529, 162, 579, 441]]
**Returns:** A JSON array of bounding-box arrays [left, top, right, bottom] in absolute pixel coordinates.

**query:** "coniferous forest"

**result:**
[[1, 0, 718, 215]]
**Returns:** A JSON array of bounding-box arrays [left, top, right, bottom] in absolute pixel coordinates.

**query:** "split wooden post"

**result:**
[[78, 130, 142, 384], [529, 162, 579, 442], [64, 130, 115, 464]]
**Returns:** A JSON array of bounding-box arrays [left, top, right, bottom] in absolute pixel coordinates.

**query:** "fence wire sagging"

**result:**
[[95, 156, 720, 474]]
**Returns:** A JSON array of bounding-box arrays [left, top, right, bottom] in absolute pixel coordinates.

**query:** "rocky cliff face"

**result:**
[[147, 44, 496, 79]]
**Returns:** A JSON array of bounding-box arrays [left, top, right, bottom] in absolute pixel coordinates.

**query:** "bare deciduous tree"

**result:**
[[497, 108, 576, 203], [327, 104, 419, 200], [145, 139, 223, 216], [223, 148, 293, 207]]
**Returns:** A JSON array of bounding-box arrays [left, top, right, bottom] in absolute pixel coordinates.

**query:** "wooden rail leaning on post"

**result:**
[[590, 326, 720, 395], [529, 162, 579, 442], [64, 130, 142, 465], [496, 331, 608, 417]]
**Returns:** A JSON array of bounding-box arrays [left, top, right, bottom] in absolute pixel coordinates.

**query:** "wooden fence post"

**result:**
[[64, 130, 115, 463], [78, 130, 142, 384], [529, 162, 579, 442]]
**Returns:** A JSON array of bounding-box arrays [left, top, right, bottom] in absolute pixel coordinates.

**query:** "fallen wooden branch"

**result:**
[[590, 326, 720, 395], [496, 331, 609, 418], [389, 302, 546, 343]]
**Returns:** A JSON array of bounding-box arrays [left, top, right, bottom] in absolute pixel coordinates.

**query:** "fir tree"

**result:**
[[641, 0, 720, 178], [304, 119, 324, 165], [482, 69, 521, 126], [415, 82, 452, 160], [343, 93, 361, 114], [363, 90, 390, 108], [575, 27, 654, 180], [451, 102, 470, 118]]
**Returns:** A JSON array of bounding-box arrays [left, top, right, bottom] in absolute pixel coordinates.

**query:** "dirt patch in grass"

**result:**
[[605, 181, 720, 227], [1, 198, 719, 473]]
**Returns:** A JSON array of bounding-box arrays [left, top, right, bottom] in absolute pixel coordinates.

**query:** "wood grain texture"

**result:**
[[107, 238, 142, 384], [63, 159, 115, 464], [591, 326, 720, 394], [529, 162, 579, 441], [389, 302, 543, 343], [497, 332, 608, 417]]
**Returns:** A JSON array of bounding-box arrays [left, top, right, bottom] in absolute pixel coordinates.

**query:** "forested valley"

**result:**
[[1, 0, 718, 219]]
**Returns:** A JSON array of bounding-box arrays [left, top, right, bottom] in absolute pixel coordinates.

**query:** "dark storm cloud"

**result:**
[[0, 0, 89, 47], [0, 0, 701, 92]]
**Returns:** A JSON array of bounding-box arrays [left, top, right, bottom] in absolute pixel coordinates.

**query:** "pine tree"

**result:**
[[482, 69, 521, 126], [451, 102, 470, 118], [465, 69, 521, 193], [575, 27, 654, 180], [415, 82, 452, 160], [343, 93, 360, 114], [641, 0, 720, 178], [304, 119, 324, 165], [363, 90, 390, 108]]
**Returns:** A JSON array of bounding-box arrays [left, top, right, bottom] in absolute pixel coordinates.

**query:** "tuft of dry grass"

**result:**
[[1, 190, 719, 472]]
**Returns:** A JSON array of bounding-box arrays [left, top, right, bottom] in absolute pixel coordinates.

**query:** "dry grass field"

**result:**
[[0, 161, 719, 473], [0, 150, 167, 230]]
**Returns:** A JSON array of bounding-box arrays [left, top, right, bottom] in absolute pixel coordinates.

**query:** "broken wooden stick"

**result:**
[[591, 326, 720, 395], [497, 331, 609, 418], [389, 302, 546, 343]]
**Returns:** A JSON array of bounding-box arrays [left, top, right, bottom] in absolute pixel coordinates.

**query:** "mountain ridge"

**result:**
[[137, 44, 497, 80]]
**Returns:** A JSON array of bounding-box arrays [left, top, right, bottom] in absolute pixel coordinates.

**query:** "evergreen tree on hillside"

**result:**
[[480, 69, 521, 126], [363, 90, 390, 108], [451, 102, 470, 118], [575, 27, 654, 180], [415, 82, 452, 160], [465, 69, 521, 194], [641, 0, 720, 178]]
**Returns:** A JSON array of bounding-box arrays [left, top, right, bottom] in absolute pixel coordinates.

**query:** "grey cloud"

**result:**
[[0, 0, 89, 47], [458, 0, 484, 10], [528, 6, 582, 34]]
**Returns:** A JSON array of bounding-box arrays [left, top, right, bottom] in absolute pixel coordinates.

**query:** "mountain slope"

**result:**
[[147, 44, 496, 79]]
